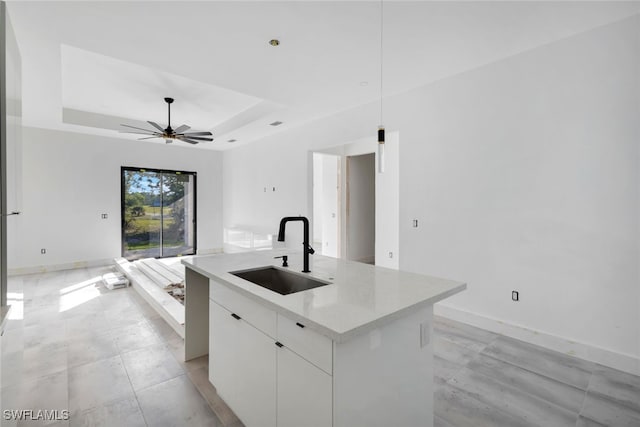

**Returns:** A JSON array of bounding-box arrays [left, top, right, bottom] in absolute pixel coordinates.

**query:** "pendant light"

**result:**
[[377, 0, 385, 174]]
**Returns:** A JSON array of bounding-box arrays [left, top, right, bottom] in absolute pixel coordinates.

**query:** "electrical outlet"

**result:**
[[272, 187, 276, 192], [101, 213, 108, 219], [512, 290, 519, 301], [388, 252, 393, 258], [412, 219, 419, 228], [41, 248, 46, 254]]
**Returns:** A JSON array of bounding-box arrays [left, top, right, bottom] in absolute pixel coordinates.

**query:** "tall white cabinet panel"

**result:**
[[209, 301, 238, 399], [210, 301, 277, 427], [277, 345, 332, 427], [235, 320, 277, 427]]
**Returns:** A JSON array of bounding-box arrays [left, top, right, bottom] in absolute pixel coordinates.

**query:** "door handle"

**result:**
[[1, 211, 20, 217]]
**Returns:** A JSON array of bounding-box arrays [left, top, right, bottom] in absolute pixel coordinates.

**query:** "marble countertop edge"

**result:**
[[183, 251, 466, 343]]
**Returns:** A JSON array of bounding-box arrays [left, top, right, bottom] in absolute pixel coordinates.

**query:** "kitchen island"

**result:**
[[183, 249, 465, 427]]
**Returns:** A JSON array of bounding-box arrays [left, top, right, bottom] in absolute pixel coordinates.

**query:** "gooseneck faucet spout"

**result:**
[[277, 216, 314, 273]]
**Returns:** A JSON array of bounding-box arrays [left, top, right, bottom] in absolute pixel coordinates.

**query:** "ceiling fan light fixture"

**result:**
[[120, 98, 214, 145]]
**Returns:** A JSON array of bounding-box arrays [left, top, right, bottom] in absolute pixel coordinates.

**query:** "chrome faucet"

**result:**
[[277, 216, 315, 273]]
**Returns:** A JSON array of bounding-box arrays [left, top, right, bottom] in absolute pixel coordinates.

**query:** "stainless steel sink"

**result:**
[[230, 266, 330, 295]]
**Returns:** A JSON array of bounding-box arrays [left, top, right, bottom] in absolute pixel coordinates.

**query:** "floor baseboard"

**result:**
[[8, 248, 224, 276], [196, 247, 224, 256], [8, 258, 113, 276]]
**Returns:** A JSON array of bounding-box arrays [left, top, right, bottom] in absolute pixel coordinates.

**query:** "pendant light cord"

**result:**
[[380, 0, 384, 126]]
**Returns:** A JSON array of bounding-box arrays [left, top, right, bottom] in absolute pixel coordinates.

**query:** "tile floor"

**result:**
[[2, 267, 229, 427], [1, 267, 639, 427], [433, 318, 640, 427]]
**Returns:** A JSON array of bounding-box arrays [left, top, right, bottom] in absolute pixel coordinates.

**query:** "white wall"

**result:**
[[9, 127, 223, 271], [222, 15, 639, 373], [398, 14, 639, 372], [312, 153, 340, 258], [321, 155, 339, 258], [346, 153, 375, 263], [312, 154, 323, 244], [374, 134, 400, 270]]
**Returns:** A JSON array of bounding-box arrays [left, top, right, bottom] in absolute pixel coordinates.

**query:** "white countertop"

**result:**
[[183, 249, 466, 342]]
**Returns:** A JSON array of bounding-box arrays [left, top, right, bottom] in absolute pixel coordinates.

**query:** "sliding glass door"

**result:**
[[121, 167, 196, 260], [161, 171, 196, 257]]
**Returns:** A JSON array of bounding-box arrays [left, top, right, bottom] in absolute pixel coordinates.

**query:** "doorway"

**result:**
[[346, 153, 375, 264], [121, 167, 196, 260], [312, 153, 340, 257], [312, 132, 398, 268]]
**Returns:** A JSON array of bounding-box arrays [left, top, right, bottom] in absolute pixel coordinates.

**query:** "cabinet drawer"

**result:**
[[210, 280, 276, 338], [277, 314, 333, 375]]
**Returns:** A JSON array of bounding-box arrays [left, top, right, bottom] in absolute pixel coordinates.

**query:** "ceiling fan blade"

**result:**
[[180, 138, 200, 145], [147, 121, 165, 132], [120, 130, 157, 136], [174, 124, 191, 133], [137, 136, 159, 140], [121, 124, 156, 133], [178, 136, 213, 142], [182, 131, 213, 136]]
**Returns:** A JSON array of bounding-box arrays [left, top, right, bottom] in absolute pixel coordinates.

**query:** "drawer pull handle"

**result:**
[[296, 322, 305, 328], [231, 313, 241, 320], [275, 341, 284, 348]]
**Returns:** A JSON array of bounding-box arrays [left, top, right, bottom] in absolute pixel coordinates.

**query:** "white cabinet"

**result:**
[[277, 345, 332, 427], [208, 279, 434, 427], [209, 301, 276, 427], [209, 281, 334, 427], [209, 301, 235, 400]]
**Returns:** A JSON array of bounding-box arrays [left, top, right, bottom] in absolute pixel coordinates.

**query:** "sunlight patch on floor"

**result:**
[[59, 276, 102, 312], [7, 292, 23, 320]]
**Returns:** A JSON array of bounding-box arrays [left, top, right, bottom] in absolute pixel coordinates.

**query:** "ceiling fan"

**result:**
[[120, 97, 213, 144]]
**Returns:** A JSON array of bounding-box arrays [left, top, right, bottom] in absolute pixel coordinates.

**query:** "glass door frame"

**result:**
[[120, 166, 197, 259]]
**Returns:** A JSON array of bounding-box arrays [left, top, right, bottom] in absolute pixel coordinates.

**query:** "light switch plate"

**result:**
[[420, 321, 430, 348], [369, 330, 381, 350]]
